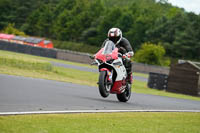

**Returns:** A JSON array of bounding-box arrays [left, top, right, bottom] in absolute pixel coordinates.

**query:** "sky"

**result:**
[[167, 0, 200, 14]]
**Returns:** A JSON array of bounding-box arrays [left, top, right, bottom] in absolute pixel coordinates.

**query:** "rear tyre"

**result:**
[[99, 71, 111, 98], [116, 83, 131, 102]]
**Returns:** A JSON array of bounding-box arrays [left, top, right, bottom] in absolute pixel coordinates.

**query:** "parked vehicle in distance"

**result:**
[[0, 33, 53, 49], [0, 33, 14, 42]]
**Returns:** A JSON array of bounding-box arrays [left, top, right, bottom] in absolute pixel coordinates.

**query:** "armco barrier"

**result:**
[[0, 41, 169, 74], [132, 62, 169, 74], [0, 41, 57, 58], [56, 49, 93, 64]]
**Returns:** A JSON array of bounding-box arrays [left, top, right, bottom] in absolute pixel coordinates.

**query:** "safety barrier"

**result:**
[[0, 41, 57, 58], [0, 41, 169, 74]]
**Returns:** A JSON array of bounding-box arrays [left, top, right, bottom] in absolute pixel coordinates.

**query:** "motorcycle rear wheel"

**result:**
[[99, 71, 111, 98], [116, 83, 131, 102]]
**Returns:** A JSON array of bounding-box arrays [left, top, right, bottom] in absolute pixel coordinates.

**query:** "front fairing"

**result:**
[[95, 41, 128, 94], [95, 41, 118, 63]]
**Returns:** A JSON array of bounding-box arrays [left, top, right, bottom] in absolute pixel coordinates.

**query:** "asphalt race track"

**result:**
[[0, 74, 200, 113]]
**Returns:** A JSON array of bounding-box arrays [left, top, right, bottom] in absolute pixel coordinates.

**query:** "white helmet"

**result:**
[[107, 28, 122, 44]]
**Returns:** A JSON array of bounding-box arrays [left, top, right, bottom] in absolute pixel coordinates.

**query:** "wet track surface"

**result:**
[[0, 74, 200, 112]]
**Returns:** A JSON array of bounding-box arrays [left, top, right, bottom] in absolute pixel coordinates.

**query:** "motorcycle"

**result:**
[[91, 40, 132, 102]]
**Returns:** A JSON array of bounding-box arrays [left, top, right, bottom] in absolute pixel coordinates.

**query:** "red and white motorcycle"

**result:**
[[91, 40, 132, 102]]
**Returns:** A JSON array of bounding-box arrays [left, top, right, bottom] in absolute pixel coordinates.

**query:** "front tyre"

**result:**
[[117, 83, 131, 102], [99, 71, 111, 98]]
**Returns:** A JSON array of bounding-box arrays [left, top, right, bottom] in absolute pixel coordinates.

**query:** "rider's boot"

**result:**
[[127, 72, 133, 84], [124, 58, 133, 84]]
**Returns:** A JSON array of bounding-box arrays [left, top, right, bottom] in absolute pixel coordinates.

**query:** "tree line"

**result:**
[[0, 0, 200, 61]]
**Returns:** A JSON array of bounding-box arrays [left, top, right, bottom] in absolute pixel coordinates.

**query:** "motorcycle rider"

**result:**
[[102, 28, 134, 83]]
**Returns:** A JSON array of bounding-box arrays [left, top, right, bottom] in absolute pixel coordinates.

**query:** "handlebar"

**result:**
[[89, 55, 95, 59], [91, 62, 98, 65], [118, 53, 130, 59]]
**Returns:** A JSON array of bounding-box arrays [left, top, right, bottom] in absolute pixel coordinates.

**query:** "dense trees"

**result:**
[[1, 24, 26, 36], [146, 12, 200, 60], [0, 0, 199, 61]]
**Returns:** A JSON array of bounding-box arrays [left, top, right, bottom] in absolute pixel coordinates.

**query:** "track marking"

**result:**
[[0, 110, 200, 115]]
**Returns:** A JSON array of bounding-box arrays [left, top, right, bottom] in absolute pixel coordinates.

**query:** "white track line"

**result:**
[[0, 110, 200, 115]]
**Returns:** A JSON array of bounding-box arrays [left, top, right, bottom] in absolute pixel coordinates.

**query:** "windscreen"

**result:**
[[102, 41, 115, 55]]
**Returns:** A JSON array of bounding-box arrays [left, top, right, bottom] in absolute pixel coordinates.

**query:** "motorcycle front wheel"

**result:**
[[98, 71, 111, 98], [116, 83, 131, 102]]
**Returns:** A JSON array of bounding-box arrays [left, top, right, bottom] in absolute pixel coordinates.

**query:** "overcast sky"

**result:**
[[167, 0, 200, 14]]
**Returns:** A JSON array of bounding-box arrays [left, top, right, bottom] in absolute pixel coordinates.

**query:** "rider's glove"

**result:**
[[126, 53, 131, 58], [122, 54, 130, 59], [122, 55, 127, 59], [126, 51, 134, 58]]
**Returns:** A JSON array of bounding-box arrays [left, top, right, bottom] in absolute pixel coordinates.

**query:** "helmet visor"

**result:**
[[109, 36, 120, 44]]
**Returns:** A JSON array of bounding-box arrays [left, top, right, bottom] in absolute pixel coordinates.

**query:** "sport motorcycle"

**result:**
[[91, 40, 132, 102]]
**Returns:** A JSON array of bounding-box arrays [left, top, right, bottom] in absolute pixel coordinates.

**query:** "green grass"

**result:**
[[0, 55, 53, 71], [133, 72, 149, 78], [133, 80, 200, 101], [0, 50, 148, 77], [0, 50, 200, 101], [0, 50, 200, 133], [0, 65, 98, 87], [0, 112, 199, 133], [0, 50, 96, 68]]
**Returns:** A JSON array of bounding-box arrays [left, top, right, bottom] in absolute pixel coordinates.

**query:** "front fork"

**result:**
[[100, 68, 113, 83], [107, 71, 113, 82]]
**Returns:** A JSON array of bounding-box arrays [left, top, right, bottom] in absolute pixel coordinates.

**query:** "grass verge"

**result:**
[[0, 112, 199, 133], [0, 50, 95, 68], [0, 50, 148, 78], [0, 50, 200, 101], [0, 55, 53, 71]]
